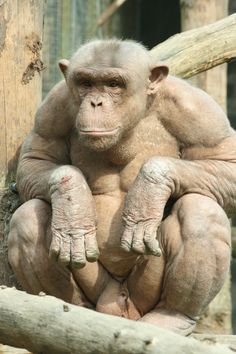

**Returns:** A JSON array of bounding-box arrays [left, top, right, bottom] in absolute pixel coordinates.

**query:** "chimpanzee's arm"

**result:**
[[121, 77, 236, 255], [16, 84, 99, 268]]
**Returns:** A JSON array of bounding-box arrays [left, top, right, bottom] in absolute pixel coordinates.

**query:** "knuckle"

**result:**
[[120, 239, 131, 250], [122, 211, 136, 224], [144, 233, 153, 242], [84, 228, 97, 238], [122, 217, 134, 226]]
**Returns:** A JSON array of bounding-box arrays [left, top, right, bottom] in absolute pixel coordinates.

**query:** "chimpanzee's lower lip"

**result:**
[[79, 127, 120, 137]]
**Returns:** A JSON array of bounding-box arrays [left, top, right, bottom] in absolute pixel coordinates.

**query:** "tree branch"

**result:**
[[0, 287, 234, 354], [97, 0, 128, 26], [150, 13, 236, 78]]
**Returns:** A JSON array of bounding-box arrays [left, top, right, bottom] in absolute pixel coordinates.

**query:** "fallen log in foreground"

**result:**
[[0, 287, 234, 354]]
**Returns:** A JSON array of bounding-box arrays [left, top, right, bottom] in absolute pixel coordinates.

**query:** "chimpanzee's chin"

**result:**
[[79, 135, 120, 151]]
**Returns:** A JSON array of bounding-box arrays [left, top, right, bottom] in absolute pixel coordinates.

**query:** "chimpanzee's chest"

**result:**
[[69, 126, 179, 276], [69, 118, 179, 195]]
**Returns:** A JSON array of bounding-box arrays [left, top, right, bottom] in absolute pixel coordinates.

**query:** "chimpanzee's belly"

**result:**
[[94, 190, 139, 277]]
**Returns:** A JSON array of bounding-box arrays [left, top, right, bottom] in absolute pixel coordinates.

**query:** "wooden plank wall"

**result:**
[[42, 0, 123, 97]]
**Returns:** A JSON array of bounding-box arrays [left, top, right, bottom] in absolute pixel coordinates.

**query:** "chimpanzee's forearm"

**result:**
[[16, 131, 88, 203], [17, 157, 58, 202], [17, 158, 89, 203], [141, 157, 236, 216]]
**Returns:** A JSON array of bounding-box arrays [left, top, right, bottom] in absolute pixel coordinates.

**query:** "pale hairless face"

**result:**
[[8, 39, 235, 336], [58, 40, 168, 151]]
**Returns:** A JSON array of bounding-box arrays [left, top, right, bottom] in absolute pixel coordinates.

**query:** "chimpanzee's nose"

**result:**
[[91, 99, 103, 107]]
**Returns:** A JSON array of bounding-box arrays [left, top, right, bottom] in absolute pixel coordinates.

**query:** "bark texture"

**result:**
[[0, 287, 234, 354], [0, 0, 44, 184], [0, 0, 44, 287], [150, 13, 236, 78]]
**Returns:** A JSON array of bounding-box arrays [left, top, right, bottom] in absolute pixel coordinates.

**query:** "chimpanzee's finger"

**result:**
[[144, 224, 162, 256], [84, 231, 99, 262], [57, 238, 71, 266], [120, 227, 134, 252], [71, 233, 86, 268], [132, 223, 146, 254]]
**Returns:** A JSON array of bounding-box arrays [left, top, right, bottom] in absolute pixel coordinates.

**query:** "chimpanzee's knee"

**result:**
[[8, 199, 51, 268]]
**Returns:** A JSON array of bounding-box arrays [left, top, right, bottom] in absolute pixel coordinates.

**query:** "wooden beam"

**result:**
[[150, 13, 236, 78], [0, 287, 234, 354]]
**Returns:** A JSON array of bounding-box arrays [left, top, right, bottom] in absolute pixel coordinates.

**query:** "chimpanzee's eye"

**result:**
[[78, 80, 93, 88], [107, 80, 120, 88], [76, 77, 93, 89]]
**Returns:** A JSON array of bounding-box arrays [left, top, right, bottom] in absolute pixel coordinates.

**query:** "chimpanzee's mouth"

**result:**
[[79, 127, 120, 137]]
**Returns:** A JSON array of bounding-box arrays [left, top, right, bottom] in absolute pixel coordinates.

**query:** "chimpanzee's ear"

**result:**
[[147, 64, 169, 94], [58, 59, 70, 76]]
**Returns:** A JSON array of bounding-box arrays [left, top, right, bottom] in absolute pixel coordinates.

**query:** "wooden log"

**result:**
[[150, 13, 236, 78], [0, 344, 30, 354], [193, 334, 236, 352], [0, 287, 234, 354]]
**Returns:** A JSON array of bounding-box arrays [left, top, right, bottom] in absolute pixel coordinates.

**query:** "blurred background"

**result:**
[[42, 0, 236, 333]]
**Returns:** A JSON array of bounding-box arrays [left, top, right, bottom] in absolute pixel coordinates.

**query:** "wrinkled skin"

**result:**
[[8, 39, 234, 335]]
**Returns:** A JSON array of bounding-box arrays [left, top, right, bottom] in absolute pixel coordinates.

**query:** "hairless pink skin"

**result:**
[[8, 39, 233, 335]]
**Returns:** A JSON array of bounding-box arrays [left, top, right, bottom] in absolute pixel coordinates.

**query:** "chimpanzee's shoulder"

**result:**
[[157, 75, 232, 148], [34, 81, 77, 139]]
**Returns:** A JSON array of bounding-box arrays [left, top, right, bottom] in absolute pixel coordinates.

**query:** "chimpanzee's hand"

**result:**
[[121, 158, 172, 256], [49, 166, 99, 268]]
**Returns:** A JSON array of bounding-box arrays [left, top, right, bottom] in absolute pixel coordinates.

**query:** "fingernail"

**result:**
[[155, 249, 162, 257]]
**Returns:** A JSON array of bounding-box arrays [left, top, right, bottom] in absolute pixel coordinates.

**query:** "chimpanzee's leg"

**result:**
[[8, 199, 92, 307], [129, 193, 231, 335]]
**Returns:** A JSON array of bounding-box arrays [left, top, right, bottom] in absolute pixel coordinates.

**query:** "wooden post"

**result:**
[[0, 0, 44, 286], [180, 0, 231, 334]]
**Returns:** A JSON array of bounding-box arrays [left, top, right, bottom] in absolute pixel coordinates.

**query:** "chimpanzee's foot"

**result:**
[[139, 307, 196, 336]]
